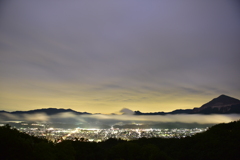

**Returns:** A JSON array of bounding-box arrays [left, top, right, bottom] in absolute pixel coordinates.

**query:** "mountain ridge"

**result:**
[[1, 95, 240, 115], [0, 108, 91, 115], [135, 94, 240, 115]]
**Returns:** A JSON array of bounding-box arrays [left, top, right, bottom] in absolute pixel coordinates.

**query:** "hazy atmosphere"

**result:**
[[1, 0, 240, 113], [1, 111, 240, 125]]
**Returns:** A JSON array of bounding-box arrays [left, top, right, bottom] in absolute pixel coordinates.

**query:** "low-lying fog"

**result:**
[[1, 108, 240, 129]]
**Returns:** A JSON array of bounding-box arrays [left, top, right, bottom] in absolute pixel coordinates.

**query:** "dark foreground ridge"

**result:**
[[1, 120, 239, 160], [135, 94, 240, 115]]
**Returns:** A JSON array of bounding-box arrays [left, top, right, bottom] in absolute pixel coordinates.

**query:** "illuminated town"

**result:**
[[6, 123, 208, 142]]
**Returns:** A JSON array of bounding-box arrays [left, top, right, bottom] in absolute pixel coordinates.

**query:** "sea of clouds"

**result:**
[[1, 108, 240, 128]]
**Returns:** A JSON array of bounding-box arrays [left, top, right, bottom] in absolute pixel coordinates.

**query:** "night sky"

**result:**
[[0, 1, 240, 113]]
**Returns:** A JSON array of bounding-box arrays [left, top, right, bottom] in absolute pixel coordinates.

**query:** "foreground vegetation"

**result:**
[[0, 120, 239, 160]]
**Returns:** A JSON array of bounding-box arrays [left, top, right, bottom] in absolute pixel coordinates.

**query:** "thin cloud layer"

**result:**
[[120, 108, 135, 115], [1, 112, 240, 126], [0, 1, 240, 113]]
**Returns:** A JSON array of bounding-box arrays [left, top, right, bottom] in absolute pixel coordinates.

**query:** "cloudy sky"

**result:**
[[0, 0, 240, 113]]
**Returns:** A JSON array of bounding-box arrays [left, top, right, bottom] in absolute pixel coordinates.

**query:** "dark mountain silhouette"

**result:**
[[1, 95, 239, 118], [0, 108, 91, 115], [135, 94, 240, 115], [0, 108, 91, 121], [192, 94, 240, 114]]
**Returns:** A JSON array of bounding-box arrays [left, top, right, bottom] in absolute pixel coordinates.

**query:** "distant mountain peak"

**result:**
[[135, 94, 240, 115], [216, 94, 238, 100], [217, 94, 229, 98], [191, 94, 240, 113], [201, 94, 240, 107]]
